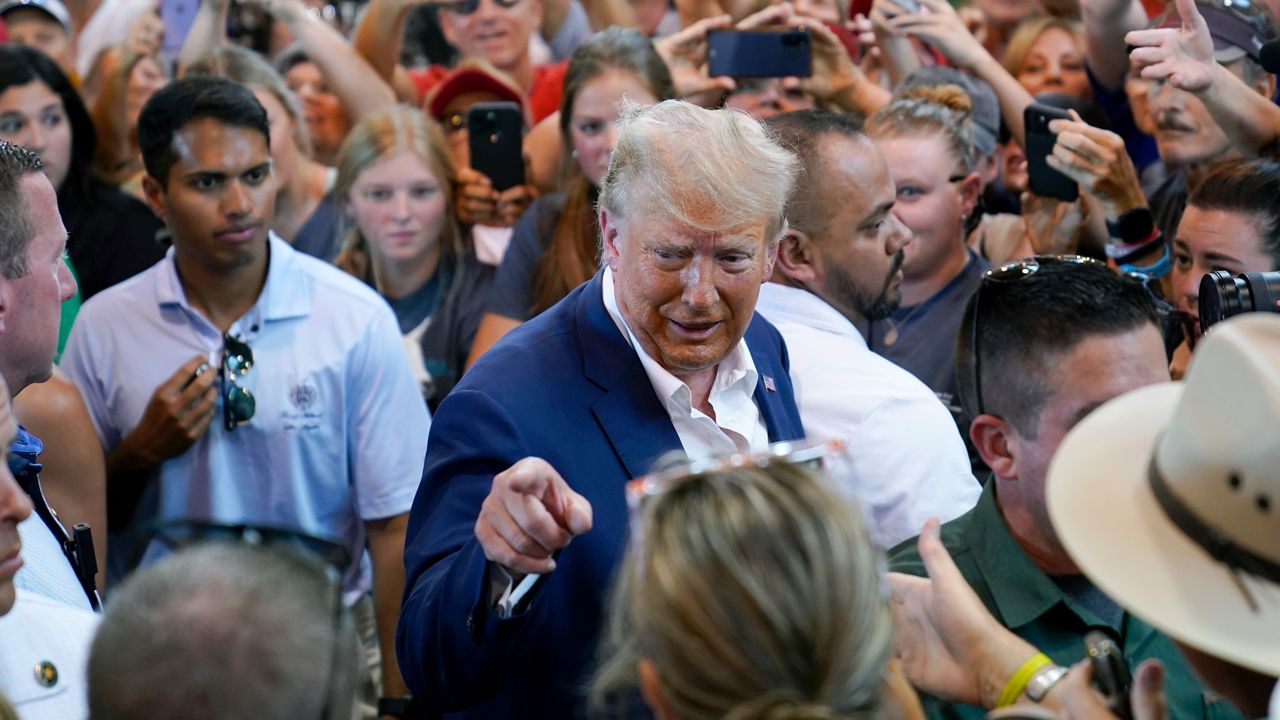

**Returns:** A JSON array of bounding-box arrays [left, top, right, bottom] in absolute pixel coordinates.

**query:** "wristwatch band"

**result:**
[[1106, 206, 1155, 243], [377, 697, 417, 718], [1025, 665, 1070, 702]]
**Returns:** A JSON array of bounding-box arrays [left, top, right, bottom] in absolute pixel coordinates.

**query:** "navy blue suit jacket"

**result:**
[[397, 273, 805, 719]]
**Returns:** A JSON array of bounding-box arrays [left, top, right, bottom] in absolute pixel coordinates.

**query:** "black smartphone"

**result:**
[[1023, 102, 1078, 202], [707, 29, 813, 78], [1084, 630, 1133, 720], [467, 102, 525, 192]]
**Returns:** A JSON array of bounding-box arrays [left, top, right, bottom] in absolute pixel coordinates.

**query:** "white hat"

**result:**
[[1047, 313, 1280, 676], [0, 0, 71, 31]]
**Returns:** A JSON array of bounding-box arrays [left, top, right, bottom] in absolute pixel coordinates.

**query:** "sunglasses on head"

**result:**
[[968, 255, 1185, 418], [223, 333, 255, 432]]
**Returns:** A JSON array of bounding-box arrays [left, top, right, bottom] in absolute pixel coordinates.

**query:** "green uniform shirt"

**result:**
[[888, 480, 1242, 720]]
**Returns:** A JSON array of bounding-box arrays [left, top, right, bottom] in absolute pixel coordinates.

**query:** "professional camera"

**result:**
[[1199, 270, 1280, 332]]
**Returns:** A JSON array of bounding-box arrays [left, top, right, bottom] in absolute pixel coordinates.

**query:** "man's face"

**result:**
[[439, 0, 542, 75], [1147, 61, 1246, 168], [1008, 324, 1169, 552], [0, 173, 75, 394], [143, 118, 275, 274], [4, 8, 74, 75], [0, 381, 34, 617], [601, 206, 776, 380], [811, 136, 912, 323]]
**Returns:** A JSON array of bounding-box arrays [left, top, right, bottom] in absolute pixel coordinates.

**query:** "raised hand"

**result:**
[[654, 14, 738, 107], [475, 457, 594, 577], [1124, 0, 1216, 92], [885, 0, 992, 70], [1047, 111, 1147, 222], [888, 518, 1041, 708]]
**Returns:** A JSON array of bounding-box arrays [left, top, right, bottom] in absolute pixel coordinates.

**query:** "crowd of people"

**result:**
[[0, 0, 1277, 714]]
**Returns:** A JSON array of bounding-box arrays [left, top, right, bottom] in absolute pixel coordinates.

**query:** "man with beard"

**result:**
[[759, 110, 978, 547]]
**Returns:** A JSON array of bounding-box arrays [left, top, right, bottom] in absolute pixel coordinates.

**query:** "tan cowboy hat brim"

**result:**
[[1046, 381, 1280, 676]]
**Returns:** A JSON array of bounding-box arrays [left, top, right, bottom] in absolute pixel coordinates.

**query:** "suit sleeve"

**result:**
[[396, 388, 558, 711]]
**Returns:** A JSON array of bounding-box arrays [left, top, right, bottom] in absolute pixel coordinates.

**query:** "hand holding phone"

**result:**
[[1024, 103, 1079, 202], [467, 102, 525, 192], [1084, 630, 1133, 720]]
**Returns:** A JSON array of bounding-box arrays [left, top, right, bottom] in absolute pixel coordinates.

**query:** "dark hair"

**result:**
[[956, 261, 1161, 435], [137, 76, 271, 186], [0, 140, 44, 279], [274, 44, 312, 77], [0, 45, 97, 203], [766, 110, 866, 236], [1187, 159, 1280, 269], [529, 27, 676, 316]]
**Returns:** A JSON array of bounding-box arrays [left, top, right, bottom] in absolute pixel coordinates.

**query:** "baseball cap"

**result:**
[[0, 0, 72, 32], [898, 66, 999, 156], [1154, 0, 1275, 64], [425, 60, 527, 129]]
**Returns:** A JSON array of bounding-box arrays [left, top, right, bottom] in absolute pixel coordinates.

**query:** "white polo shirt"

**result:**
[[756, 282, 979, 548], [61, 234, 430, 599]]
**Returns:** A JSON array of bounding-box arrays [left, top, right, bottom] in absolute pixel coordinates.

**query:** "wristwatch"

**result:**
[[1025, 665, 1070, 702], [377, 696, 420, 718]]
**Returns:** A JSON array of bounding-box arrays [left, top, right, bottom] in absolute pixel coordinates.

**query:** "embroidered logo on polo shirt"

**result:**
[[289, 380, 319, 413]]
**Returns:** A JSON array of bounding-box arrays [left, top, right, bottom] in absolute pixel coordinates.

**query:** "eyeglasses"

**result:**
[[134, 520, 352, 720], [969, 255, 1190, 420], [222, 333, 256, 431], [441, 0, 522, 15], [625, 439, 848, 552]]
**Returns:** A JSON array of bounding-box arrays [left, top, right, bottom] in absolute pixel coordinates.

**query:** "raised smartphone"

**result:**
[[467, 102, 525, 192], [707, 29, 813, 78], [1024, 102, 1079, 202]]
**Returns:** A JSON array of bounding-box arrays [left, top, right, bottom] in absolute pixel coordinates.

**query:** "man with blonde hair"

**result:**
[[398, 100, 806, 718]]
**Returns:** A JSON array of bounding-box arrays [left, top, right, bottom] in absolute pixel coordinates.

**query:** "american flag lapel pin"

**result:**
[[763, 375, 777, 393]]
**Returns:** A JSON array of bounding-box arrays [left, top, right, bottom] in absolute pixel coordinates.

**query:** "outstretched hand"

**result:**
[[889, 518, 1040, 708], [1125, 0, 1216, 93], [654, 14, 738, 107], [476, 457, 593, 578], [884, 0, 991, 70]]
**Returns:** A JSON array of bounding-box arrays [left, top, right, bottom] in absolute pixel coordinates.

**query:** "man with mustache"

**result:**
[[1136, 0, 1276, 241], [758, 110, 979, 548]]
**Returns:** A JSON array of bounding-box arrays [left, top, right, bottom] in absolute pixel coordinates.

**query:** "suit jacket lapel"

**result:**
[[578, 272, 683, 479], [746, 317, 805, 443]]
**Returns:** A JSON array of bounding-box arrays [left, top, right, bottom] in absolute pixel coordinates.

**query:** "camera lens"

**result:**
[[1199, 270, 1280, 332]]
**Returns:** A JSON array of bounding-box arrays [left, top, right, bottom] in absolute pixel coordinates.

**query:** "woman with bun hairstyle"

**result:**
[[465, 27, 676, 365], [864, 84, 991, 420]]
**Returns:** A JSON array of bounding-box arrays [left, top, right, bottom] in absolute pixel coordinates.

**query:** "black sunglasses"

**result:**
[[968, 255, 1180, 418], [442, 0, 522, 15], [222, 333, 256, 431]]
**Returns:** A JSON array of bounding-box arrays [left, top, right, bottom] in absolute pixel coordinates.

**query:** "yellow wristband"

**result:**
[[996, 653, 1053, 708]]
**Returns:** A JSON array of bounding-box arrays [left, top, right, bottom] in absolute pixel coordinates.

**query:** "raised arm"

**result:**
[[1126, 0, 1280, 156], [1080, 0, 1148, 90], [177, 0, 232, 75], [887, 0, 1036, 146], [251, 0, 396, 121]]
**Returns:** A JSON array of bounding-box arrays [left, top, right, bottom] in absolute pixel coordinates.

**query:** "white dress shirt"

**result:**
[[602, 269, 769, 460], [756, 283, 980, 548], [494, 271, 770, 616]]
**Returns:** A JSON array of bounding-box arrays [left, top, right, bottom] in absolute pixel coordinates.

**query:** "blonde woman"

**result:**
[[591, 458, 921, 720], [333, 106, 493, 409], [1001, 17, 1089, 99]]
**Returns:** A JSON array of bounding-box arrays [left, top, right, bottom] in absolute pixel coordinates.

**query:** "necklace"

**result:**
[[880, 301, 930, 346]]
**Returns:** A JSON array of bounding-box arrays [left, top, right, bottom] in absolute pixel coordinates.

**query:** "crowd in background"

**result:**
[[0, 0, 1277, 714]]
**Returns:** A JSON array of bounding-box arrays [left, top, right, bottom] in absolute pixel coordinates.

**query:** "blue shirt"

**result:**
[[61, 234, 430, 599]]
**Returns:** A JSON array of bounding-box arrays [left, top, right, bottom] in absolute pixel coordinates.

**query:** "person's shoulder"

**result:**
[[287, 245, 387, 313], [76, 260, 163, 316], [460, 283, 588, 389]]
